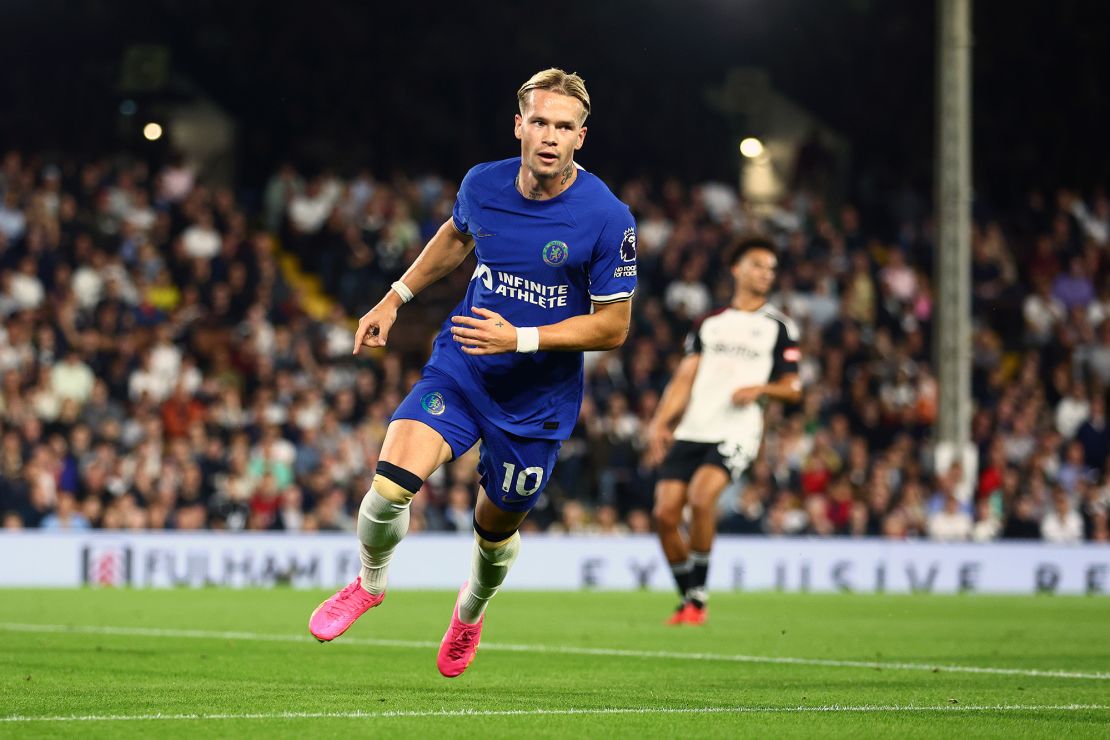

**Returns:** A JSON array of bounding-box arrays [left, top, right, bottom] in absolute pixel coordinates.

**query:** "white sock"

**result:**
[[357, 489, 411, 595], [458, 532, 521, 624]]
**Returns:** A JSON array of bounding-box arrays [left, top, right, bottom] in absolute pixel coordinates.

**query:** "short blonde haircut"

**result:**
[[517, 68, 590, 124]]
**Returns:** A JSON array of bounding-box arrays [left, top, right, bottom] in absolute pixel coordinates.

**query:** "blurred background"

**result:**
[[1, 0, 1109, 547]]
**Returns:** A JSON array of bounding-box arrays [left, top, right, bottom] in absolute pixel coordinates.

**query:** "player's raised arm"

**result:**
[[353, 219, 474, 354]]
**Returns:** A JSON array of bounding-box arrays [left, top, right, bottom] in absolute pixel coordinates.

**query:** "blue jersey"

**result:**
[[424, 157, 638, 440]]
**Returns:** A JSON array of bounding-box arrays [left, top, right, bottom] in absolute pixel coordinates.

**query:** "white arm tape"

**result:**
[[390, 280, 414, 304], [515, 326, 540, 354]]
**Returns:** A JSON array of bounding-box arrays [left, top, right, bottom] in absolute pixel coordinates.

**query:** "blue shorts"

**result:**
[[391, 367, 562, 513]]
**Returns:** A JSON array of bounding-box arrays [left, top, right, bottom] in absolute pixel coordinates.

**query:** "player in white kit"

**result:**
[[645, 237, 802, 624]]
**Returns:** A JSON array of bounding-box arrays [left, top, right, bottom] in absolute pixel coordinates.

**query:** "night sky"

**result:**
[[1, 0, 1107, 206]]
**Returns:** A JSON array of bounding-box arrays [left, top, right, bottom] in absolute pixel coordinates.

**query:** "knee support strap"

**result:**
[[372, 461, 424, 505], [472, 516, 517, 544]]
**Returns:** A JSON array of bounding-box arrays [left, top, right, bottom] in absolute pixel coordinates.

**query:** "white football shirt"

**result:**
[[673, 304, 800, 446]]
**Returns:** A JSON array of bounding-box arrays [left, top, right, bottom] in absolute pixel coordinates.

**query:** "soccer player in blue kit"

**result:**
[[308, 68, 637, 678]]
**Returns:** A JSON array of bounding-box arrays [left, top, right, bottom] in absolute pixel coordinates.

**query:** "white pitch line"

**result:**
[[3, 705, 1110, 723], [2, 622, 1109, 682]]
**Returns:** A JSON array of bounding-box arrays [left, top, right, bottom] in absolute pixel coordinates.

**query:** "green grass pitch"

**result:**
[[1, 588, 1108, 738]]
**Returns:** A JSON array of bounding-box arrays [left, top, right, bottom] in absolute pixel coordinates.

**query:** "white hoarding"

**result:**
[[2, 532, 1107, 595]]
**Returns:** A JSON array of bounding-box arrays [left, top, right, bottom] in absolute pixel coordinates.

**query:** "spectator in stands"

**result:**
[[1042, 485, 1084, 544], [40, 491, 89, 530], [1053, 255, 1095, 312], [663, 257, 712, 320], [0, 191, 26, 241], [443, 485, 474, 533], [971, 497, 1001, 542], [1003, 496, 1041, 540], [1056, 382, 1091, 439], [50, 350, 95, 406], [927, 492, 972, 542], [1023, 276, 1066, 347]]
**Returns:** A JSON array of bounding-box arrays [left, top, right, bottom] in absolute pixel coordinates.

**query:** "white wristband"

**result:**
[[390, 280, 414, 304], [515, 326, 540, 353]]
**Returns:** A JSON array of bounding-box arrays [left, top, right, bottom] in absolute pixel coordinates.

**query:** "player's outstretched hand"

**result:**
[[353, 305, 397, 354], [644, 422, 673, 468], [731, 385, 764, 406], [450, 307, 517, 355]]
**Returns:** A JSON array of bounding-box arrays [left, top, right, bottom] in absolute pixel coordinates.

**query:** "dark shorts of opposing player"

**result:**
[[657, 439, 755, 483], [391, 366, 562, 513]]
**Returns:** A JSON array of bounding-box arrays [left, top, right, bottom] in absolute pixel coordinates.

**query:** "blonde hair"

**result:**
[[517, 68, 590, 123]]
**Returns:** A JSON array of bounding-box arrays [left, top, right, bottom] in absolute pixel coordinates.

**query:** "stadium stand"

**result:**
[[0, 150, 1108, 542]]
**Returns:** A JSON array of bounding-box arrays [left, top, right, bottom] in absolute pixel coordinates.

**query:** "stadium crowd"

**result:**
[[0, 149, 1108, 544]]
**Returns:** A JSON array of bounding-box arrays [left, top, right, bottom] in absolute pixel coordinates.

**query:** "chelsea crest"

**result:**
[[542, 240, 569, 266]]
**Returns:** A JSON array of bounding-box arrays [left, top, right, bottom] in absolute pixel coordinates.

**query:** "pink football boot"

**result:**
[[679, 602, 707, 625], [436, 583, 484, 678], [309, 577, 385, 642]]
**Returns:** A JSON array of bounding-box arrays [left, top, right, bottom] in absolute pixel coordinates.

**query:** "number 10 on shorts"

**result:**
[[501, 463, 544, 497]]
